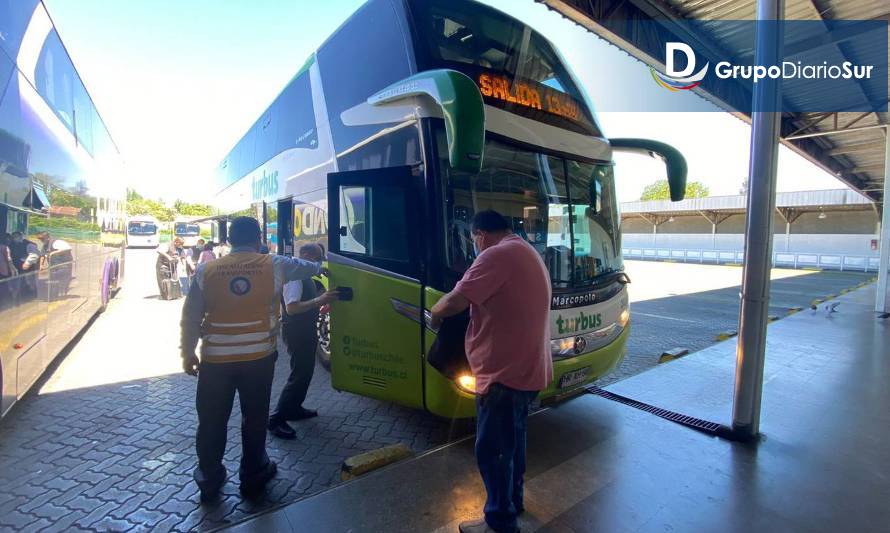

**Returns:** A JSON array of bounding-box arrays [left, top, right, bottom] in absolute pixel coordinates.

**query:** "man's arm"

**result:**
[[180, 277, 205, 375], [286, 290, 340, 315], [274, 255, 324, 282], [429, 291, 470, 329], [21, 243, 39, 270]]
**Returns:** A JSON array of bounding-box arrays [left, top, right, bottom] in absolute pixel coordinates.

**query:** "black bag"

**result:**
[[427, 310, 471, 379], [161, 278, 182, 300]]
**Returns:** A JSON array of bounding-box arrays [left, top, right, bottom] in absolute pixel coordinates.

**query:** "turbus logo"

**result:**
[[556, 311, 602, 335], [650, 43, 709, 91], [251, 170, 279, 201]]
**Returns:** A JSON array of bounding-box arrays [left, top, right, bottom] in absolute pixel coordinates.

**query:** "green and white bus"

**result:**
[[211, 0, 686, 418]]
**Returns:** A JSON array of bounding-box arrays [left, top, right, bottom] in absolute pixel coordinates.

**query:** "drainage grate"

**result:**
[[586, 386, 734, 439]]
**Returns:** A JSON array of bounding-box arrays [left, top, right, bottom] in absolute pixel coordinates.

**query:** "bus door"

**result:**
[[326, 166, 425, 409], [277, 199, 293, 256]]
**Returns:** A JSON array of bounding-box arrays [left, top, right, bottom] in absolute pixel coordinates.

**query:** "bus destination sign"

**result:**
[[476, 72, 587, 128]]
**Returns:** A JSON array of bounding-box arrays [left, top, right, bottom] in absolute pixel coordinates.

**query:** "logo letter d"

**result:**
[[666, 42, 696, 77]]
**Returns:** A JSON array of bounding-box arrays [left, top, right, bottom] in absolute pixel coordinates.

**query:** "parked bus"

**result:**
[[0, 1, 126, 417], [126, 216, 160, 248], [210, 0, 686, 418], [173, 217, 201, 248]]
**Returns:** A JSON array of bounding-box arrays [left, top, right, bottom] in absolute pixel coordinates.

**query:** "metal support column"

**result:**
[[731, 0, 784, 439], [875, 132, 890, 313]]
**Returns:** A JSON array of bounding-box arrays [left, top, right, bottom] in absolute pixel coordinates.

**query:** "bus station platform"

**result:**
[[223, 283, 889, 533]]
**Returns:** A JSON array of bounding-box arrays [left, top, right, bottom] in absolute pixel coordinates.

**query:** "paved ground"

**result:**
[[609, 261, 873, 384], [0, 252, 872, 531]]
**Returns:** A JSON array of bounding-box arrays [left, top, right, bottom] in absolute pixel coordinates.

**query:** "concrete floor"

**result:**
[[0, 252, 875, 531], [225, 284, 890, 532]]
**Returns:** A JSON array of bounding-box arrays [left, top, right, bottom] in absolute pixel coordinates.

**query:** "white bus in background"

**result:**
[[173, 217, 201, 248], [126, 215, 160, 248]]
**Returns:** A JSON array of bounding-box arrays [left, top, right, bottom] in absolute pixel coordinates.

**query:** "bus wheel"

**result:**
[[99, 260, 112, 312], [316, 312, 331, 371]]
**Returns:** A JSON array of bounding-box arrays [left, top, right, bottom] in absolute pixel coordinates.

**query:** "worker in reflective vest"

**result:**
[[179, 216, 326, 502]]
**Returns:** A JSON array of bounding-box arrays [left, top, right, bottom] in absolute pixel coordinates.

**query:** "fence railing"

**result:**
[[622, 248, 882, 272]]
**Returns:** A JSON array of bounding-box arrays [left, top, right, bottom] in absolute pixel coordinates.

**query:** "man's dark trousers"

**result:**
[[195, 353, 276, 490], [475, 383, 538, 533], [270, 319, 317, 423]]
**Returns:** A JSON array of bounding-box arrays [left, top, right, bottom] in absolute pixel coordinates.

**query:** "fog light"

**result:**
[[456, 374, 476, 394], [551, 337, 575, 356], [619, 309, 630, 327]]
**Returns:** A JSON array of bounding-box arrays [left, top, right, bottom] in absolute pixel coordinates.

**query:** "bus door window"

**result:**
[[265, 201, 278, 254], [339, 185, 412, 262], [277, 200, 293, 255], [330, 167, 420, 279]]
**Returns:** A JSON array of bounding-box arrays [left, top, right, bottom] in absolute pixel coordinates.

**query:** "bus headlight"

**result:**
[[619, 309, 630, 327], [551, 337, 575, 356], [456, 374, 476, 394]]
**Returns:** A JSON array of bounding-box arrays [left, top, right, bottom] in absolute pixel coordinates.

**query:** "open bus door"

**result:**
[[326, 166, 426, 409]]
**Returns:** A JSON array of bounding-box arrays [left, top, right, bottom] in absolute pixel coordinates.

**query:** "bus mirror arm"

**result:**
[[368, 69, 485, 174], [609, 138, 688, 202]]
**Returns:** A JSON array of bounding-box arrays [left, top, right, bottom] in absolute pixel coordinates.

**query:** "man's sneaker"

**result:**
[[287, 406, 318, 421], [239, 461, 277, 499], [268, 419, 296, 439]]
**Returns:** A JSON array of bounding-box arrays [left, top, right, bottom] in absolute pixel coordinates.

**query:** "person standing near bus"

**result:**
[[10, 231, 39, 300], [180, 216, 326, 502], [430, 210, 553, 533], [156, 237, 184, 295], [268, 243, 339, 439]]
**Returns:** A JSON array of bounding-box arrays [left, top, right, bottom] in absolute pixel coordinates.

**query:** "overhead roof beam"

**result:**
[[785, 123, 888, 141], [826, 140, 887, 156]]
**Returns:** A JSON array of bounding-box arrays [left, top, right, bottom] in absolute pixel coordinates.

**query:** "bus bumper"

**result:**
[[424, 324, 630, 419]]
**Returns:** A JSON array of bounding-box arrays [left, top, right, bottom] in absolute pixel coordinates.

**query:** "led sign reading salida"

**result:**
[[478, 73, 581, 122]]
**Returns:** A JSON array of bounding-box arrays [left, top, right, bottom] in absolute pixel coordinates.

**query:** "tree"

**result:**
[[640, 179, 709, 201], [173, 200, 213, 217], [127, 197, 175, 221]]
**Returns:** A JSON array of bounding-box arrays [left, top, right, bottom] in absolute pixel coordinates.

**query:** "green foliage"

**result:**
[[30, 216, 100, 232], [127, 197, 175, 221], [49, 187, 93, 211], [640, 179, 709, 201], [173, 200, 213, 217]]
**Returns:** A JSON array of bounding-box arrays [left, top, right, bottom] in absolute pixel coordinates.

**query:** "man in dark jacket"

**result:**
[[268, 243, 339, 439]]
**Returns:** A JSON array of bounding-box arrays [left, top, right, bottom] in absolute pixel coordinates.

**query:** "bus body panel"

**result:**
[[0, 1, 125, 417], [328, 261, 425, 410], [422, 287, 477, 418]]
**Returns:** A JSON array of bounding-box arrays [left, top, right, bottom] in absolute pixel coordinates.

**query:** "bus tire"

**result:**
[[316, 313, 331, 372], [99, 260, 112, 313]]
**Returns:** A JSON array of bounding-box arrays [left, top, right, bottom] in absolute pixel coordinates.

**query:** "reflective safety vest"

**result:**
[[201, 252, 277, 363]]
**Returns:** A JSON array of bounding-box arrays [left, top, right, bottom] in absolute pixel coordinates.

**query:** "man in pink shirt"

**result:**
[[431, 210, 553, 533]]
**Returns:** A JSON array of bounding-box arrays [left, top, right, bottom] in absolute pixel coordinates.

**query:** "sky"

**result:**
[[43, 0, 847, 204]]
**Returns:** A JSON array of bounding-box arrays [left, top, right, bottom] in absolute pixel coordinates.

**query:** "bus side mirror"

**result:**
[[368, 69, 485, 174], [609, 138, 688, 201]]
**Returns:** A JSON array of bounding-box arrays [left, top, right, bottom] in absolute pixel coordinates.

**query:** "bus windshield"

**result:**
[[128, 221, 158, 235], [174, 223, 200, 236], [412, 0, 599, 136], [438, 131, 621, 289]]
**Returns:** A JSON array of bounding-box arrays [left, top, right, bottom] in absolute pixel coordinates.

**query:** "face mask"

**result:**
[[472, 240, 480, 257]]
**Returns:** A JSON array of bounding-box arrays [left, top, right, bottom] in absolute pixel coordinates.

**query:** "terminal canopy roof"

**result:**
[[536, 0, 890, 205]]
